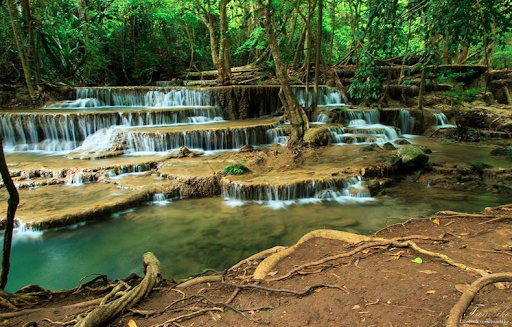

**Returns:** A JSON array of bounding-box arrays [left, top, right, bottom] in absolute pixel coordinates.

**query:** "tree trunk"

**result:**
[[456, 44, 469, 64], [217, 0, 232, 85], [0, 136, 20, 290], [6, 0, 36, 105], [304, 0, 313, 115], [287, 0, 301, 48], [328, 0, 336, 65], [21, 0, 40, 84], [399, 18, 412, 84], [292, 28, 306, 70], [312, 0, 323, 113], [259, 0, 309, 146], [180, 9, 195, 71], [417, 66, 426, 110]]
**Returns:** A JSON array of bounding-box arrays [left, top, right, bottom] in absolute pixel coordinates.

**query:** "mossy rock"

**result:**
[[303, 127, 331, 146], [394, 139, 411, 145], [362, 144, 379, 152], [491, 147, 512, 159], [396, 146, 429, 169], [382, 142, 396, 150]]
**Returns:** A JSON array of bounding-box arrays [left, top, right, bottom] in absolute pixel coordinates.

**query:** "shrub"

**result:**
[[222, 163, 250, 175]]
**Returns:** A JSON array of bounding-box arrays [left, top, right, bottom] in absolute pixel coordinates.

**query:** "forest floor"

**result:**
[[1, 205, 512, 326]]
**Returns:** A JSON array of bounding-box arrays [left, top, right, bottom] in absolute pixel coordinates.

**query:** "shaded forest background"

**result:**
[[0, 0, 511, 93]]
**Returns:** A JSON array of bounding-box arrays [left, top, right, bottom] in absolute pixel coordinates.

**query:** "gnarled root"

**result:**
[[253, 229, 382, 279], [446, 273, 512, 327], [74, 252, 162, 327]]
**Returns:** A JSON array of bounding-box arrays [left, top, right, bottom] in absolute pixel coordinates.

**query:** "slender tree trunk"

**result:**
[[442, 31, 450, 65], [456, 44, 469, 64], [6, 0, 35, 105], [21, 0, 40, 84], [180, 9, 195, 71], [418, 66, 426, 110], [292, 28, 306, 70], [304, 0, 316, 115], [0, 136, 20, 290], [217, 0, 232, 85], [399, 18, 412, 84], [328, 0, 336, 65], [287, 0, 301, 48], [312, 0, 323, 113], [259, 0, 309, 146]]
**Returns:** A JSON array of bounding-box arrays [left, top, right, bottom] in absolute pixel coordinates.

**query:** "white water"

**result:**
[[435, 113, 456, 129], [223, 176, 373, 208], [329, 110, 399, 145], [315, 113, 329, 124], [293, 87, 346, 107]]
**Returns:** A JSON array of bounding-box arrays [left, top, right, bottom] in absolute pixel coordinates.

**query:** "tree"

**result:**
[[258, 0, 309, 146], [0, 136, 20, 289]]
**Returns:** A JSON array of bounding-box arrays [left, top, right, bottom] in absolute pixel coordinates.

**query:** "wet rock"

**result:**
[[382, 142, 396, 150], [416, 146, 433, 154], [169, 147, 203, 158], [367, 179, 381, 195], [362, 144, 379, 152], [304, 127, 331, 146], [67, 150, 125, 160], [491, 147, 512, 159], [394, 139, 411, 145], [239, 145, 255, 152], [398, 146, 429, 168]]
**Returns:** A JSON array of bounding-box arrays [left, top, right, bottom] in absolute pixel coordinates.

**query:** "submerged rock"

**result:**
[[394, 139, 411, 145]]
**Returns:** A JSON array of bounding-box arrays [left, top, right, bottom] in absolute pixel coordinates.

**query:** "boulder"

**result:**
[[397, 146, 429, 168], [382, 142, 396, 150]]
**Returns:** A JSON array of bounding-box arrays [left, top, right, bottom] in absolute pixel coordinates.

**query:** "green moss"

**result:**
[[397, 146, 429, 165], [222, 163, 250, 175]]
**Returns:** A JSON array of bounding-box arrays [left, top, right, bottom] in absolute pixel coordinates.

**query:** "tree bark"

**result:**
[[6, 0, 36, 105], [312, 0, 323, 113], [417, 66, 426, 110], [259, 0, 309, 146], [292, 28, 306, 70], [217, 0, 232, 85], [21, 0, 40, 84], [0, 136, 20, 290]]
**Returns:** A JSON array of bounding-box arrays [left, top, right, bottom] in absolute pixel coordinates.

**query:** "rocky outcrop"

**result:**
[[212, 86, 281, 120]]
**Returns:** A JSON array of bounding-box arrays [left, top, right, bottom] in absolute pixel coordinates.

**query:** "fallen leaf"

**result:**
[[361, 168, 366, 176], [267, 271, 279, 276], [427, 290, 436, 294], [459, 244, 467, 249], [352, 305, 361, 310], [128, 320, 137, 327], [412, 257, 423, 264], [419, 270, 438, 275], [455, 284, 470, 293], [432, 218, 440, 225], [362, 249, 370, 254]]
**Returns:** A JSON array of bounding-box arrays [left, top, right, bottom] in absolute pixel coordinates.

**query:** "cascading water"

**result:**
[[223, 177, 373, 208], [152, 193, 171, 205], [0, 107, 225, 153], [435, 113, 456, 129], [265, 128, 288, 146], [329, 110, 399, 145], [293, 87, 345, 107], [398, 110, 415, 135], [315, 113, 329, 124], [51, 87, 214, 109]]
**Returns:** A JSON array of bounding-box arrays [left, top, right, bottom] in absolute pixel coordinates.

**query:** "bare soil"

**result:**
[[2, 205, 511, 326]]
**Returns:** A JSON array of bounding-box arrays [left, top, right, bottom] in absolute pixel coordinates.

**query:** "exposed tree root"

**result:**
[[153, 308, 224, 327], [74, 252, 162, 327], [254, 231, 441, 281], [253, 229, 383, 279], [229, 246, 286, 271], [176, 275, 221, 289], [446, 273, 512, 327]]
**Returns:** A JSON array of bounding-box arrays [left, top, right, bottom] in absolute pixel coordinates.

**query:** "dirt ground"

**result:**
[[2, 204, 511, 327]]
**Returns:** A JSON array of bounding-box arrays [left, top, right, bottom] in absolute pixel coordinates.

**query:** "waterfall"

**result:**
[[316, 113, 329, 124], [11, 219, 43, 241], [0, 107, 224, 153], [292, 87, 345, 107], [52, 87, 214, 108], [265, 128, 288, 145], [152, 193, 171, 205], [434, 113, 456, 128], [223, 177, 373, 208], [398, 110, 415, 135], [329, 110, 398, 145]]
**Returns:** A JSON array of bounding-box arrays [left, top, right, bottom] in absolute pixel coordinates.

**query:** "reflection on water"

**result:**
[[5, 183, 509, 292]]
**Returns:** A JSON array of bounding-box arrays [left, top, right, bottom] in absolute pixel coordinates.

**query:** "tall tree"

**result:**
[[258, 0, 309, 146]]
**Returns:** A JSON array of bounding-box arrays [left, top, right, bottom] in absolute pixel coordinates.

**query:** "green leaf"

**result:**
[[412, 257, 423, 264]]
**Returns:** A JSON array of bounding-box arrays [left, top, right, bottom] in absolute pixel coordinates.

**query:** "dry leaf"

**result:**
[[362, 249, 370, 254], [419, 270, 438, 275], [128, 320, 137, 327], [267, 271, 279, 276], [352, 305, 361, 310], [432, 218, 440, 225], [455, 284, 470, 293], [427, 290, 436, 294], [361, 168, 366, 176]]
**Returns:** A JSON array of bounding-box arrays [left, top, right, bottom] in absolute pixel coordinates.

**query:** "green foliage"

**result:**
[[349, 51, 383, 101], [235, 27, 268, 56], [222, 163, 250, 175]]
